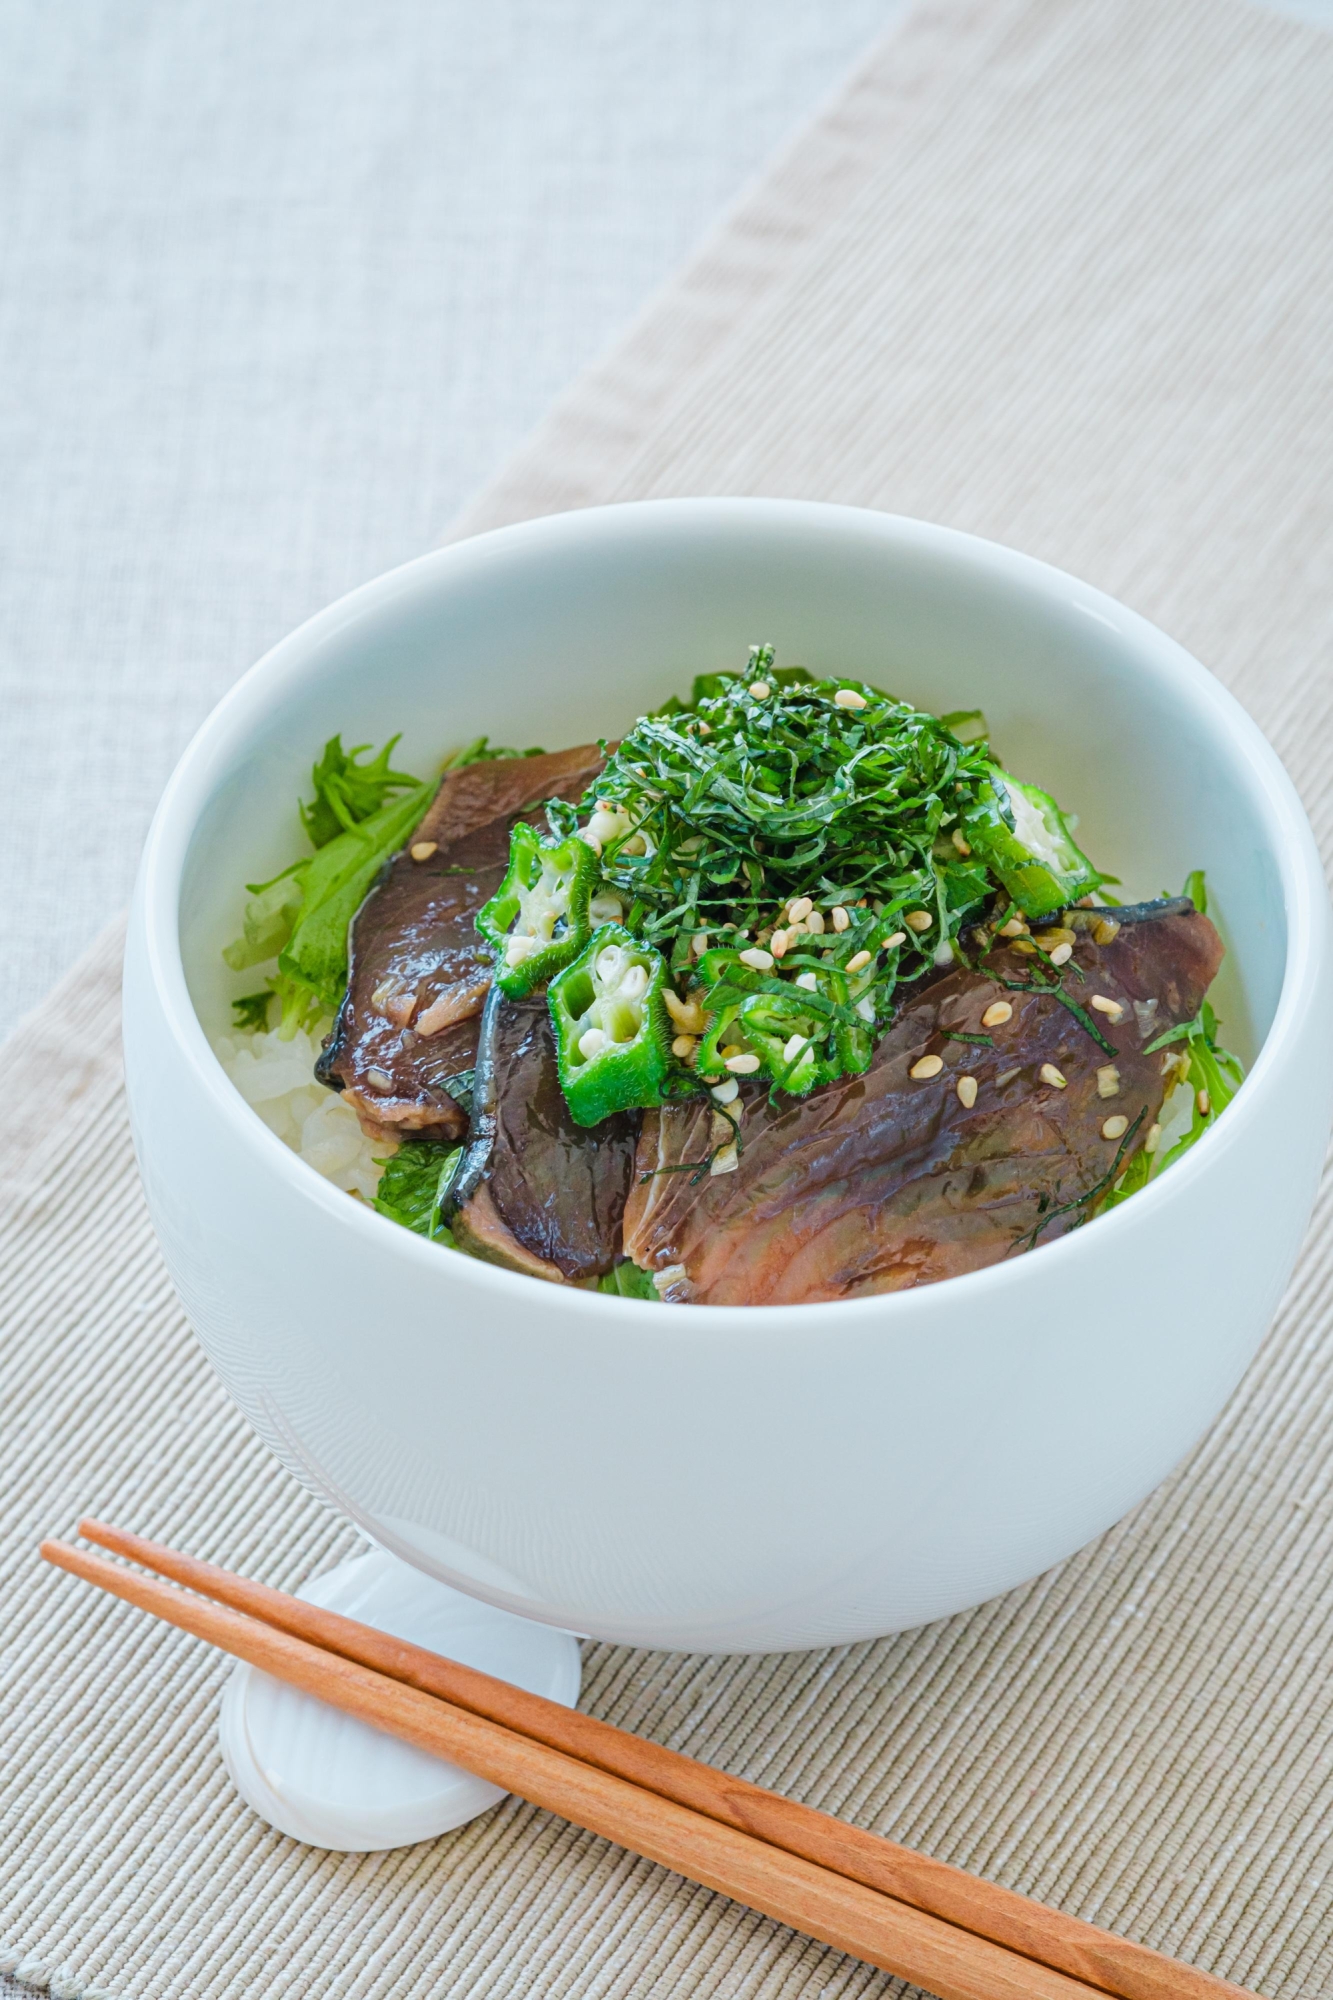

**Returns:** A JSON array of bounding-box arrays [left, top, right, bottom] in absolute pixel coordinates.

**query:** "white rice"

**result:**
[[212, 1021, 388, 1201]]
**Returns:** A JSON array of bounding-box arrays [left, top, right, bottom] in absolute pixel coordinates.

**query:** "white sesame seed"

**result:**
[[805, 910, 826, 936], [787, 896, 814, 924], [884, 931, 907, 950], [1101, 1114, 1129, 1139], [749, 681, 771, 699], [1090, 994, 1124, 1021], [981, 1000, 1012, 1028], [782, 1034, 808, 1062], [710, 1078, 739, 1104], [691, 932, 709, 956], [770, 929, 790, 958], [831, 905, 850, 932], [846, 949, 873, 973], [671, 1034, 697, 1060], [1145, 1121, 1163, 1154], [696, 721, 711, 736], [366, 1067, 394, 1092], [1040, 1063, 1067, 1089], [956, 1075, 978, 1108], [950, 828, 972, 856], [579, 1028, 608, 1059], [738, 947, 774, 971], [409, 841, 438, 862], [663, 989, 702, 1029], [834, 688, 868, 710], [910, 1053, 944, 1079], [725, 1052, 762, 1074], [998, 917, 1027, 937], [1049, 942, 1074, 965], [1197, 1087, 1211, 1116], [905, 910, 933, 933], [1097, 1064, 1121, 1098], [795, 971, 818, 991]]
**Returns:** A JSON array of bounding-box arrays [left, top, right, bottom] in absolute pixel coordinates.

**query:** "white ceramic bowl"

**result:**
[[125, 500, 1332, 1652]]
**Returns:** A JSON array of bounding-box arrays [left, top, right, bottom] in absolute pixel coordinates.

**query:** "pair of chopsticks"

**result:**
[[42, 1524, 1260, 2000]]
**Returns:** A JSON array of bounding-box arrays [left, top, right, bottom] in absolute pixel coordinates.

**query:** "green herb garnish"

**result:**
[[225, 730, 548, 1035], [275, 781, 435, 1030], [373, 1139, 463, 1241], [1001, 973, 1117, 1056], [536, 646, 1100, 1101], [596, 1259, 660, 1299], [300, 735, 421, 849], [224, 732, 431, 1029], [231, 990, 274, 1033], [1099, 984, 1244, 1213]]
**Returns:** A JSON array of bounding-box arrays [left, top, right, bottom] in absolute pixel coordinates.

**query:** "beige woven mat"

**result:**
[[4, 0, 1333, 1995]]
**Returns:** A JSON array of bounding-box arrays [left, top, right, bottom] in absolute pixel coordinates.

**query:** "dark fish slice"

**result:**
[[623, 902, 1224, 1305], [317, 744, 605, 1139], [449, 986, 640, 1283]]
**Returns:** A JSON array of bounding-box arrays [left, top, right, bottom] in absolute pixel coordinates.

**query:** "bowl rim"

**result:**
[[131, 497, 1330, 1337]]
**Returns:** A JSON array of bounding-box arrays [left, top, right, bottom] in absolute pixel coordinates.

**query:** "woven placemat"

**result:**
[[4, 0, 1333, 1995]]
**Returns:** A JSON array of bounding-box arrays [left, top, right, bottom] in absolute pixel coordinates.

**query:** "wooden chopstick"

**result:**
[[70, 1519, 1255, 2000], [44, 1536, 1095, 2000], [44, 1525, 1262, 2000]]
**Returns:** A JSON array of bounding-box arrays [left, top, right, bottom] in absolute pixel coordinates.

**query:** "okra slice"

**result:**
[[963, 768, 1099, 918], [737, 989, 835, 1095], [477, 822, 597, 996], [547, 925, 673, 1125]]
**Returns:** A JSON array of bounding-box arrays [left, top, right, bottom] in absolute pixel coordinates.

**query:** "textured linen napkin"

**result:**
[[3, 1, 1333, 1996]]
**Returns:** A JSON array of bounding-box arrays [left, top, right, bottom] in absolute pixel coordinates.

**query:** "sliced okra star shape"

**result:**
[[477, 822, 598, 996], [547, 926, 674, 1125], [962, 768, 1099, 919]]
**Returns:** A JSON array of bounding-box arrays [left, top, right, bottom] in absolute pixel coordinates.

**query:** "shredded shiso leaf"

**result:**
[[545, 645, 1104, 1101], [551, 649, 1000, 977]]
